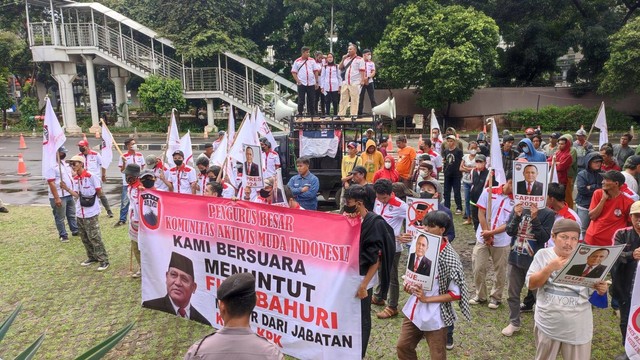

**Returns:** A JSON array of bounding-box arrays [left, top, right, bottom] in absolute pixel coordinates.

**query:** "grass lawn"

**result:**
[[0, 205, 625, 359]]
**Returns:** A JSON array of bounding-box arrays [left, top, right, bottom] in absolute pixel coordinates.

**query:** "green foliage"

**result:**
[[18, 86, 39, 129], [137, 75, 186, 116], [376, 1, 499, 108], [505, 105, 633, 132], [1, 304, 45, 360], [0, 303, 21, 342], [74, 322, 134, 360], [599, 16, 640, 96]]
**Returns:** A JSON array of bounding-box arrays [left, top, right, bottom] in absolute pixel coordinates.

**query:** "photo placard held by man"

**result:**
[[403, 230, 441, 291], [513, 162, 549, 209], [243, 144, 264, 188], [553, 243, 624, 287], [405, 197, 438, 235]]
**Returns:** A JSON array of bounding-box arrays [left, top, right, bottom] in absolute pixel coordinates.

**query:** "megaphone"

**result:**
[[372, 97, 396, 119], [287, 99, 298, 109], [275, 99, 297, 121]]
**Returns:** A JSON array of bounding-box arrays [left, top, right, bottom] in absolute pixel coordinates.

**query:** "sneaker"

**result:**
[[446, 334, 454, 350], [60, 236, 69, 243], [97, 262, 110, 271], [455, 209, 462, 215], [463, 219, 472, 225], [71, 232, 79, 237], [81, 258, 98, 266], [114, 220, 126, 227], [469, 297, 486, 305], [107, 211, 114, 218], [488, 299, 501, 309], [132, 271, 141, 278], [520, 303, 534, 312], [501, 323, 521, 337], [0, 207, 8, 213], [614, 352, 630, 360]]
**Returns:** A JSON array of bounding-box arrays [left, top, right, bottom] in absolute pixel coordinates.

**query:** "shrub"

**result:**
[[505, 105, 633, 132]]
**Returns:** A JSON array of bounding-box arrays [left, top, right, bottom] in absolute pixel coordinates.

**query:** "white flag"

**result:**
[[101, 121, 113, 169], [625, 262, 640, 359], [594, 102, 608, 147], [489, 118, 506, 185], [551, 162, 558, 183], [210, 133, 228, 167], [430, 109, 443, 141], [180, 131, 194, 167], [166, 110, 181, 167], [229, 113, 259, 164], [254, 107, 277, 150], [41, 98, 67, 177], [227, 105, 235, 150]]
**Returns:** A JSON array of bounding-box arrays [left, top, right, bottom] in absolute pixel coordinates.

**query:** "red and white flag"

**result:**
[[594, 102, 608, 148], [101, 121, 114, 169], [489, 118, 506, 185], [254, 106, 277, 150], [166, 110, 181, 167], [180, 130, 193, 167], [41, 98, 66, 177]]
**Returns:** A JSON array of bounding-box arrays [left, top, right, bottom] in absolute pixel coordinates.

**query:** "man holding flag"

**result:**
[[115, 138, 145, 227]]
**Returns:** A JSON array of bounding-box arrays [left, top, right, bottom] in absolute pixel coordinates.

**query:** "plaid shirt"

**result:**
[[437, 242, 472, 326]]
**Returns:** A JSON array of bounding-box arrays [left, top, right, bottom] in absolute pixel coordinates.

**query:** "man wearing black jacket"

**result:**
[[442, 135, 464, 214], [343, 185, 396, 358], [469, 154, 489, 239]]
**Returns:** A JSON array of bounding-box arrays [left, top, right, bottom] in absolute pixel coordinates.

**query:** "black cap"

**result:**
[[172, 150, 184, 157], [626, 155, 640, 168], [124, 163, 141, 177], [168, 252, 194, 278], [602, 170, 625, 185], [349, 165, 367, 175], [415, 203, 428, 211], [204, 143, 213, 149], [363, 49, 371, 54], [217, 272, 256, 301], [550, 132, 561, 139], [502, 135, 514, 143], [58, 146, 68, 153]]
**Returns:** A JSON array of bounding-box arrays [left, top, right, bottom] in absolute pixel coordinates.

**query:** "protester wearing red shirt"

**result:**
[[373, 156, 400, 183], [551, 137, 573, 186], [585, 171, 634, 246], [600, 146, 621, 172]]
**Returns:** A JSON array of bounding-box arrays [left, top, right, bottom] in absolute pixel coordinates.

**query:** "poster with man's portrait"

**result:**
[[513, 162, 549, 209], [404, 230, 441, 291], [554, 244, 624, 287], [406, 197, 438, 235], [243, 144, 263, 188]]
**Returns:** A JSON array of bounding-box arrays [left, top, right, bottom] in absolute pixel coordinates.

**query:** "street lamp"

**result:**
[[328, 1, 337, 53]]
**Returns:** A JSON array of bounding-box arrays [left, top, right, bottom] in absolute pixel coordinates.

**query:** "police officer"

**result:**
[[183, 273, 284, 360]]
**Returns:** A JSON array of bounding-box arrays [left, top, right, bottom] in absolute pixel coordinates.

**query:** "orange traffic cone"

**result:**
[[387, 134, 393, 151], [17, 153, 28, 175], [18, 133, 27, 149]]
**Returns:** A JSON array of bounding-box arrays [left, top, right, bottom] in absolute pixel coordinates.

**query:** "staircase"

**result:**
[[28, 2, 295, 131]]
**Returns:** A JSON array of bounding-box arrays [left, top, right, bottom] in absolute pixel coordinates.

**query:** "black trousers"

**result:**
[[444, 175, 462, 211], [297, 84, 316, 116], [314, 87, 325, 115], [325, 91, 340, 116], [358, 82, 377, 115], [621, 298, 631, 345], [361, 288, 372, 358]]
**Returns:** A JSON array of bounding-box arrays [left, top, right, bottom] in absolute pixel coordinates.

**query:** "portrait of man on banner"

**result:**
[[405, 197, 438, 235], [404, 231, 441, 291], [513, 162, 548, 209], [554, 244, 624, 287], [142, 251, 212, 326], [243, 144, 264, 188]]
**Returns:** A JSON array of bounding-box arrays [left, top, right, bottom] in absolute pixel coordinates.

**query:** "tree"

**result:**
[[599, 16, 640, 96], [376, 1, 499, 111], [137, 75, 186, 116]]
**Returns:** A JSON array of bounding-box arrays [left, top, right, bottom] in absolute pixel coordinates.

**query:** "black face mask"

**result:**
[[174, 159, 183, 167], [420, 192, 434, 199], [200, 169, 207, 175], [208, 176, 216, 182], [79, 147, 86, 153], [259, 189, 271, 198], [141, 178, 155, 189], [59, 153, 67, 160], [126, 176, 137, 185], [342, 204, 358, 214]]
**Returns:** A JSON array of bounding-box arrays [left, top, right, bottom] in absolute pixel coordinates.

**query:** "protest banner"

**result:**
[[403, 230, 441, 291], [513, 162, 549, 209], [554, 243, 623, 287], [138, 190, 362, 359], [625, 262, 640, 359], [243, 144, 264, 188], [405, 197, 438, 235]]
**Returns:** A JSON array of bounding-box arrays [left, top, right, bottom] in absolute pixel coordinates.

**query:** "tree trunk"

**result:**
[[3, 109, 7, 130]]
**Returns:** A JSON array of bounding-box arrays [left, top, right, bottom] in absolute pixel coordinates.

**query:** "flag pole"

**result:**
[[486, 170, 493, 247], [549, 155, 556, 184]]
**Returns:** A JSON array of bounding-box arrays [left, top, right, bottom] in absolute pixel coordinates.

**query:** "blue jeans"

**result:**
[[49, 195, 78, 237], [463, 182, 472, 218], [577, 207, 590, 239], [119, 184, 129, 223]]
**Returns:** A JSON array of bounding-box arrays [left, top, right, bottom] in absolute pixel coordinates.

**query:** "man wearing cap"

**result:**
[[469, 154, 489, 233], [416, 179, 456, 242], [167, 150, 197, 194], [350, 165, 376, 211], [212, 131, 225, 153], [124, 163, 143, 277], [585, 170, 634, 246], [442, 135, 464, 214], [198, 143, 214, 161], [143, 252, 211, 325], [574, 128, 594, 172], [140, 169, 157, 190], [195, 156, 210, 196], [501, 135, 519, 175], [116, 138, 145, 227], [59, 155, 110, 271], [145, 155, 170, 191], [77, 139, 113, 218], [45, 146, 78, 242], [358, 49, 377, 116], [611, 201, 640, 360], [260, 137, 281, 179], [542, 132, 561, 158], [526, 219, 608, 360], [614, 133, 634, 167], [470, 172, 514, 309], [184, 272, 284, 360]]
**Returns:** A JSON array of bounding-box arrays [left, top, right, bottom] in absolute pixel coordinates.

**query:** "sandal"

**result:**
[[376, 307, 399, 319], [371, 296, 385, 306]]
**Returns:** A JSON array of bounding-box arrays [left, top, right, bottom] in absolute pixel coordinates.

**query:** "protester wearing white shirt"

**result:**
[[338, 44, 366, 117], [320, 53, 342, 116], [358, 49, 377, 116], [291, 46, 319, 116]]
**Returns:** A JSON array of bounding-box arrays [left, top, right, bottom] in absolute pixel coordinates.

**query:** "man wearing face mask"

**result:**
[[77, 140, 113, 218], [468, 154, 489, 234], [417, 179, 456, 243], [358, 49, 377, 116], [145, 155, 170, 191], [140, 169, 157, 190], [45, 146, 79, 242], [124, 164, 143, 277], [516, 138, 546, 162], [116, 138, 145, 227], [195, 157, 210, 196], [343, 184, 396, 358], [168, 150, 197, 194], [207, 165, 236, 199]]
